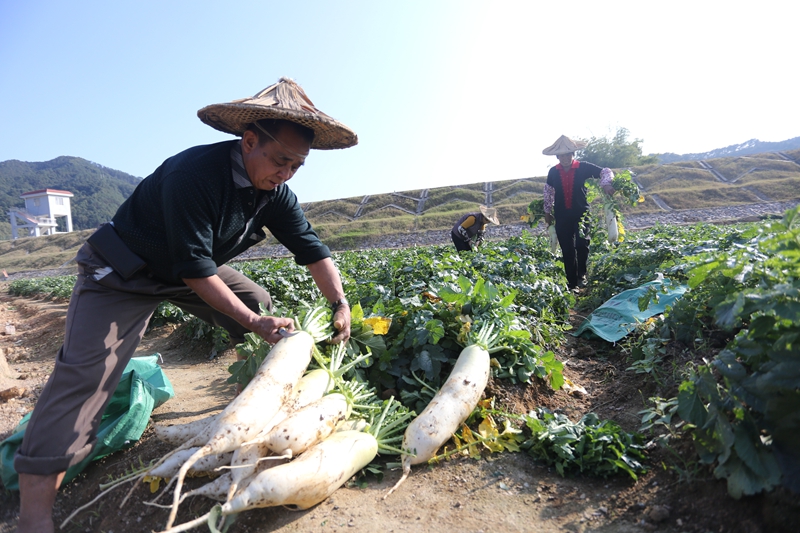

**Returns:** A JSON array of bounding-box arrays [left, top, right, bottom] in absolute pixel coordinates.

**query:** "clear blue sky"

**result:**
[[1, 0, 797, 202]]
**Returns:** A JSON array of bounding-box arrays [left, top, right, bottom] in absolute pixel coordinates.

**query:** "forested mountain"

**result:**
[[0, 157, 141, 239], [655, 137, 800, 163]]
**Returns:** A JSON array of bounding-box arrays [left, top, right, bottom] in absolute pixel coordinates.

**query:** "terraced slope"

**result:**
[[299, 147, 800, 248]]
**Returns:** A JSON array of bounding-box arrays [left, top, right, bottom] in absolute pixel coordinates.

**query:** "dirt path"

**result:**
[[0, 294, 797, 533]]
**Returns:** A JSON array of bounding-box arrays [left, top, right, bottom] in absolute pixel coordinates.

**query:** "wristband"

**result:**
[[331, 297, 349, 311]]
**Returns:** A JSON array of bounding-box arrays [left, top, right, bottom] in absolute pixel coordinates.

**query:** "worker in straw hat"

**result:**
[[451, 205, 500, 252], [14, 77, 357, 533], [542, 135, 615, 290]]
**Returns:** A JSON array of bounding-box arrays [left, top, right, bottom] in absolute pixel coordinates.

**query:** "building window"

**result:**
[[56, 197, 64, 205], [34, 198, 41, 207]]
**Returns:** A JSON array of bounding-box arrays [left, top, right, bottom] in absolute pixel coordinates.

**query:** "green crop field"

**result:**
[[8, 207, 800, 499]]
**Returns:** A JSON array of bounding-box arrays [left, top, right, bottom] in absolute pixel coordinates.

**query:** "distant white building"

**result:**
[[9, 188, 74, 239]]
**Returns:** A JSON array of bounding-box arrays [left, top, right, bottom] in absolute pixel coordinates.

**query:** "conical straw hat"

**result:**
[[542, 135, 587, 156], [480, 205, 500, 225], [198, 77, 358, 150]]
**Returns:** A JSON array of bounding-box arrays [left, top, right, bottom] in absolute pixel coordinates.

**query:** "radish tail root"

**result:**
[[59, 476, 135, 529], [383, 464, 410, 500], [166, 448, 205, 528], [155, 510, 212, 533]]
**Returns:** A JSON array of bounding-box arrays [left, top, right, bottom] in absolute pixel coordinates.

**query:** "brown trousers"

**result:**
[[14, 243, 271, 476]]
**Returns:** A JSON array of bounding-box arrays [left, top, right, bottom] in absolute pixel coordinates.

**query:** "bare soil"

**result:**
[[1, 293, 798, 533]]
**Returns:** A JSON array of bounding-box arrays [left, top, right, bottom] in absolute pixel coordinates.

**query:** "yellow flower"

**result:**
[[363, 316, 392, 335]]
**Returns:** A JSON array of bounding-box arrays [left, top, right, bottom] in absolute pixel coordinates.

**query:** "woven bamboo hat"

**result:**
[[542, 135, 587, 156], [480, 205, 500, 225], [197, 77, 358, 150]]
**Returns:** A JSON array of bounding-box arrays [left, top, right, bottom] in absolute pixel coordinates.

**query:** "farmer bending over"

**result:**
[[14, 77, 356, 533], [451, 205, 499, 252], [542, 135, 615, 291]]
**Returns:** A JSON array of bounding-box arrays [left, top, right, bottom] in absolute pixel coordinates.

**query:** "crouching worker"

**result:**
[[451, 205, 500, 252], [14, 78, 357, 533]]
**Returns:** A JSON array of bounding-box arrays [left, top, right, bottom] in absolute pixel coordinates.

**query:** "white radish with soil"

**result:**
[[178, 451, 292, 504], [385, 323, 496, 498], [223, 342, 362, 499], [160, 400, 412, 533], [152, 413, 220, 446], [224, 409, 288, 500], [165, 329, 315, 528], [146, 447, 233, 478], [548, 224, 559, 255], [227, 430, 377, 510], [179, 471, 233, 503], [604, 204, 619, 243], [158, 431, 377, 533], [260, 392, 350, 458]]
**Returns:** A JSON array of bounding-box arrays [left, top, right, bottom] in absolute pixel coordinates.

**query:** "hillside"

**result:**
[[297, 146, 800, 249], [655, 136, 800, 163], [0, 157, 141, 240]]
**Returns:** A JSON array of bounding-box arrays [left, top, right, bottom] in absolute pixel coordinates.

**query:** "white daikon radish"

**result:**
[[385, 323, 497, 498], [547, 224, 559, 255], [146, 447, 232, 478], [224, 342, 370, 499], [152, 414, 219, 446], [164, 306, 332, 529], [161, 400, 412, 533], [261, 393, 349, 459], [604, 204, 619, 243]]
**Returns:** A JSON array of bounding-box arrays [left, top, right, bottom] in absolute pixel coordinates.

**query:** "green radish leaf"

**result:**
[[677, 381, 707, 426]]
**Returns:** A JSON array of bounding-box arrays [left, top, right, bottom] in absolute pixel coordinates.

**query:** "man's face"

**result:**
[[557, 153, 574, 167], [241, 124, 311, 191]]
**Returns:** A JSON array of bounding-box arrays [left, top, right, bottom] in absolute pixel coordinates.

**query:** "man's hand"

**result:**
[[306, 258, 351, 344], [249, 315, 295, 345], [183, 275, 294, 345], [328, 304, 351, 344], [475, 230, 484, 248]]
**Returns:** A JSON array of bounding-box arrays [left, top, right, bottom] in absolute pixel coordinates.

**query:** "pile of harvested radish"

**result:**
[[61, 307, 500, 533]]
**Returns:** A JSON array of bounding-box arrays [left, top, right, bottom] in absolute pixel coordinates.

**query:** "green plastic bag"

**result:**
[[0, 354, 174, 490], [573, 278, 688, 343]]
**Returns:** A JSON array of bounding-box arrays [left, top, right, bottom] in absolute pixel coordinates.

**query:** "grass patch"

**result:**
[[358, 196, 418, 217], [492, 181, 544, 204], [0, 229, 91, 273], [710, 158, 798, 182], [635, 167, 717, 191], [784, 147, 800, 160], [656, 185, 761, 209], [303, 198, 362, 218], [737, 175, 800, 200]]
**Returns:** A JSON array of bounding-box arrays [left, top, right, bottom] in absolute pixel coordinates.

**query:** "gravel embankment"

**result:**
[[3, 200, 798, 282]]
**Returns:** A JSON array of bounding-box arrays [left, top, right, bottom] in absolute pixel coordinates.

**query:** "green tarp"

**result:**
[[573, 279, 688, 343], [0, 354, 173, 490]]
